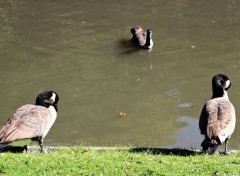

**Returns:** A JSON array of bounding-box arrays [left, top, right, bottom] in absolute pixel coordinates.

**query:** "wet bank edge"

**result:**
[[0, 146, 238, 156]]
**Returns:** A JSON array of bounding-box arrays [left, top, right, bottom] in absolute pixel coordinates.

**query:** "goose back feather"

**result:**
[[0, 105, 54, 144]]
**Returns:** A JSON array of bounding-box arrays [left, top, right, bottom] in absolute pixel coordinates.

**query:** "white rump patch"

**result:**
[[218, 133, 228, 143]]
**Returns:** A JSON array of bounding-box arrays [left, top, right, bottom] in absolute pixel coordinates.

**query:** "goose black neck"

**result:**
[[212, 74, 227, 98], [212, 85, 224, 98], [145, 31, 152, 47]]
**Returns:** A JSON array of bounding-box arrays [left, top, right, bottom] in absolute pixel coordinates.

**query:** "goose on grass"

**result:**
[[199, 74, 236, 154], [0, 90, 59, 153]]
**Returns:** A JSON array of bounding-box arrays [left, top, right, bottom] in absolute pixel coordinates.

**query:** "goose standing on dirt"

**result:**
[[131, 26, 153, 49], [199, 74, 236, 154], [0, 90, 59, 153]]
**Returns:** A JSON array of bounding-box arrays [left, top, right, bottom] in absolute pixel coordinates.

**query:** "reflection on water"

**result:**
[[178, 103, 193, 108], [0, 0, 240, 149], [169, 116, 202, 148]]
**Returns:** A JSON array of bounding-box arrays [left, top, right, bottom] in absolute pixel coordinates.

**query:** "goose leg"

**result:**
[[202, 146, 209, 153], [38, 139, 43, 153], [24, 145, 28, 153], [224, 138, 229, 154]]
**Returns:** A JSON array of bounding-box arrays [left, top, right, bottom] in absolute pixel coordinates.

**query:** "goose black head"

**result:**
[[212, 74, 231, 98], [35, 91, 59, 111]]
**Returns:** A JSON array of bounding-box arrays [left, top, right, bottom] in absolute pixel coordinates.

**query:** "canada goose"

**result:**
[[199, 74, 236, 154], [0, 90, 59, 153], [131, 26, 153, 49]]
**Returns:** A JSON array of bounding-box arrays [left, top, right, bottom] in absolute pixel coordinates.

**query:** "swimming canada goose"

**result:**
[[199, 74, 236, 154], [131, 26, 153, 49], [0, 90, 59, 153]]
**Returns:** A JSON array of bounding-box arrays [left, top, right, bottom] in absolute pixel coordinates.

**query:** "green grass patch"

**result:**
[[0, 146, 240, 175]]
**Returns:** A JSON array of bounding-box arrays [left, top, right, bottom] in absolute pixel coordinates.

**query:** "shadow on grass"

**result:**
[[129, 147, 202, 156], [0, 146, 25, 153], [0, 146, 203, 156], [0, 146, 53, 153]]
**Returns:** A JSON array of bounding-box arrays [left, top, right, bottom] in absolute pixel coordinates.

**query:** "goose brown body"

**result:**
[[0, 105, 53, 144], [199, 98, 235, 145], [131, 26, 146, 46], [0, 91, 59, 152], [131, 26, 153, 49]]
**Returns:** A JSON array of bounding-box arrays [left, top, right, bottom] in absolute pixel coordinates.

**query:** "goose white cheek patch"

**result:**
[[225, 80, 231, 89], [49, 93, 56, 104]]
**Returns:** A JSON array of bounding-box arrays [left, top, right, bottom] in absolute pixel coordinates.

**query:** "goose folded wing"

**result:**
[[214, 100, 235, 142], [203, 99, 235, 143], [0, 105, 51, 144]]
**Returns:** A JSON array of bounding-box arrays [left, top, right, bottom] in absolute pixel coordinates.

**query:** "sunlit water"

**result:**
[[0, 0, 240, 150]]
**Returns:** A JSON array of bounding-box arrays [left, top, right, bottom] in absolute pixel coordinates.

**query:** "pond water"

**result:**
[[0, 0, 240, 150]]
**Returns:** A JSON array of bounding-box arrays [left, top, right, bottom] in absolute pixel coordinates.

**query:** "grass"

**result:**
[[0, 146, 240, 175]]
